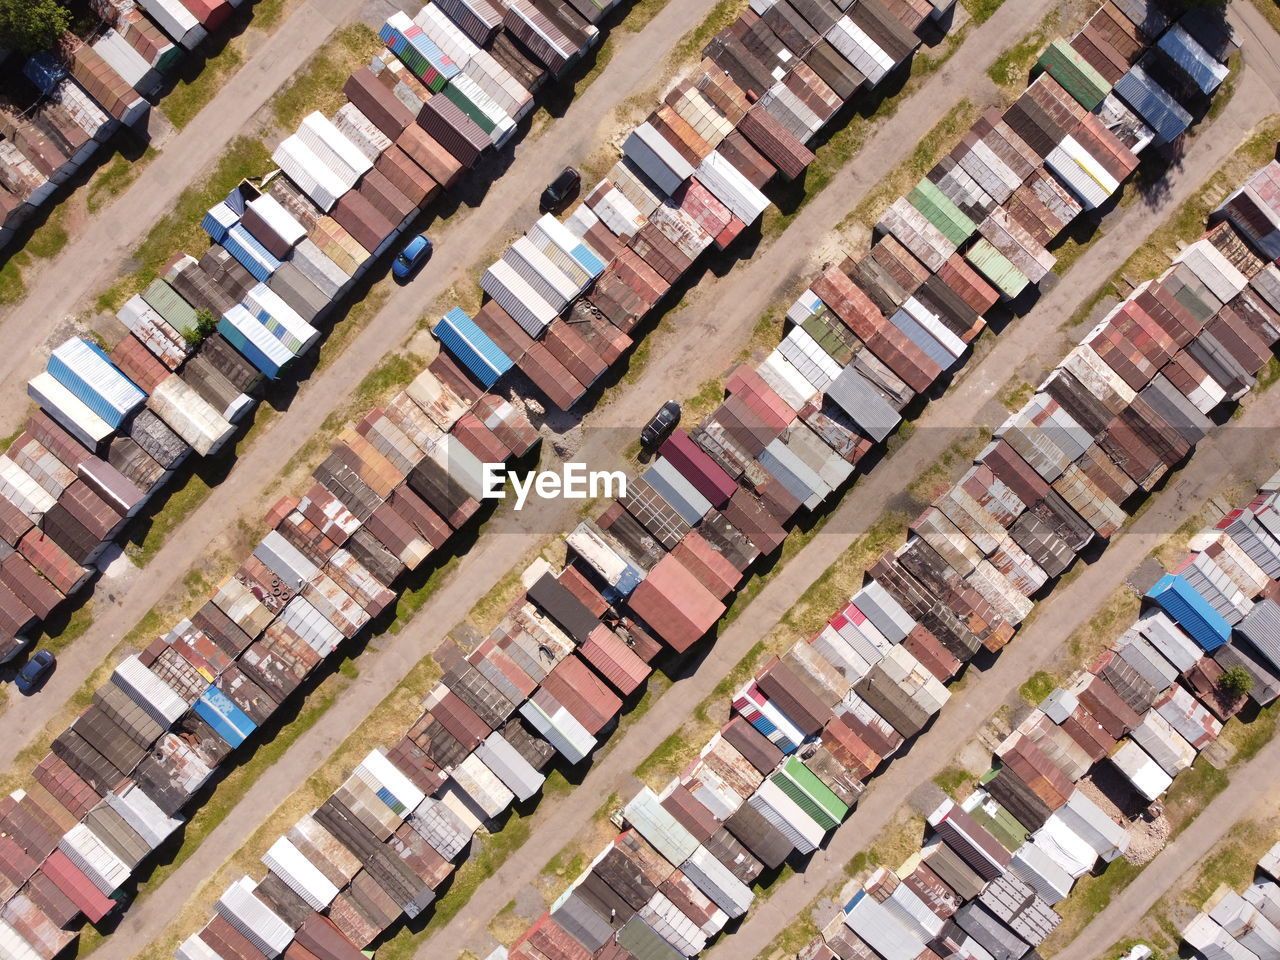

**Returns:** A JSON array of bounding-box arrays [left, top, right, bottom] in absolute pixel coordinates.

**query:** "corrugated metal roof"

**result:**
[[1146, 573, 1231, 651], [624, 788, 699, 866]]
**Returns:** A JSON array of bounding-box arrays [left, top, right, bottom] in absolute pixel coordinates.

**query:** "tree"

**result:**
[[1220, 665, 1253, 697], [0, 0, 70, 55], [188, 307, 219, 346]]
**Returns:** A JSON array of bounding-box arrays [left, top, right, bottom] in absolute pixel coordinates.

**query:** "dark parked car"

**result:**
[[540, 166, 581, 212], [15, 649, 55, 694], [641, 401, 681, 448], [392, 234, 433, 280]]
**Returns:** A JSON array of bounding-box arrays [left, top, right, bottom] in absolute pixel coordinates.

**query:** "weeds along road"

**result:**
[[0, 0, 368, 432], [0, 0, 722, 757], [1055, 734, 1280, 960], [413, 52, 1280, 960], [81, 4, 1073, 956], [0, 0, 1055, 755]]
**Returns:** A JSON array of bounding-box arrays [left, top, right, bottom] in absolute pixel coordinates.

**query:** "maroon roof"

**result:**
[[755, 657, 833, 736], [542, 653, 623, 734], [0, 494, 33, 546], [660, 430, 738, 507], [661, 784, 720, 842], [721, 488, 786, 555], [39, 850, 115, 922], [294, 912, 367, 960], [721, 716, 783, 775]]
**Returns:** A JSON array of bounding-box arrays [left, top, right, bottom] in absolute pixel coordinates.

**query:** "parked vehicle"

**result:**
[[540, 166, 581, 212], [640, 401, 681, 448], [393, 235, 433, 280], [15, 649, 55, 694]]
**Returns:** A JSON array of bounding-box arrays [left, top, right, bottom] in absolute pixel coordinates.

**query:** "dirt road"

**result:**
[[0, 0, 1004, 753], [84, 3, 1070, 954], [55, 5, 1280, 955], [0, 0, 374, 434], [0, 0, 717, 754], [706, 376, 1280, 960], [1054, 732, 1280, 960], [414, 49, 1280, 958]]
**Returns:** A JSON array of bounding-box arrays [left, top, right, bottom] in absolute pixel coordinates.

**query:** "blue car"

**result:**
[[393, 234, 433, 280], [15, 649, 55, 694]]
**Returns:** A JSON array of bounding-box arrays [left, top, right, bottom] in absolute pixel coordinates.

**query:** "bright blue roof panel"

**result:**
[[1146, 573, 1231, 651]]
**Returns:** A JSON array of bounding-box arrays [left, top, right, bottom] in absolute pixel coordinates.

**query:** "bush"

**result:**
[[185, 308, 218, 346], [0, 0, 70, 55], [1220, 665, 1254, 697]]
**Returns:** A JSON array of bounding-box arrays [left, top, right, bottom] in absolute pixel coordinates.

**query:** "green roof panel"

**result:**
[[1036, 39, 1111, 110]]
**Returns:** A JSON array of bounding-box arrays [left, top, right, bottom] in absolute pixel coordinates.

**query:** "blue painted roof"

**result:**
[[223, 225, 281, 282], [1115, 66, 1191, 144], [407, 31, 460, 79], [570, 242, 605, 277], [1146, 573, 1231, 651], [219, 305, 291, 378], [195, 684, 257, 748], [434, 306, 512, 388], [23, 54, 65, 95]]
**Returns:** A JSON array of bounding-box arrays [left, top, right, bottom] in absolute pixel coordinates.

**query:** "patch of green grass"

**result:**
[[634, 728, 694, 788], [1180, 820, 1273, 910], [542, 769, 574, 799], [844, 850, 871, 878], [962, 0, 1007, 24], [757, 908, 819, 959], [88, 146, 159, 213], [96, 137, 273, 314], [25, 210, 70, 260], [1220, 698, 1280, 763], [1257, 356, 1280, 392], [933, 765, 973, 798], [0, 255, 25, 305], [270, 24, 383, 131], [682, 375, 727, 423], [542, 848, 588, 886], [126, 474, 213, 567], [164, 44, 246, 130], [843, 99, 979, 232], [0, 204, 74, 305], [672, 0, 740, 65], [247, 0, 291, 32], [1064, 584, 1140, 664], [869, 813, 926, 869], [1019, 669, 1059, 705], [1206, 51, 1241, 122], [389, 553, 460, 633], [311, 285, 391, 375], [35, 602, 95, 656], [619, 333, 654, 386], [1161, 757, 1230, 837], [1040, 857, 1143, 955], [987, 12, 1057, 88]]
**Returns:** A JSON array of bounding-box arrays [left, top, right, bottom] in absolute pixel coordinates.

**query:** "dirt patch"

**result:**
[[1123, 814, 1172, 866], [1074, 773, 1170, 866]]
